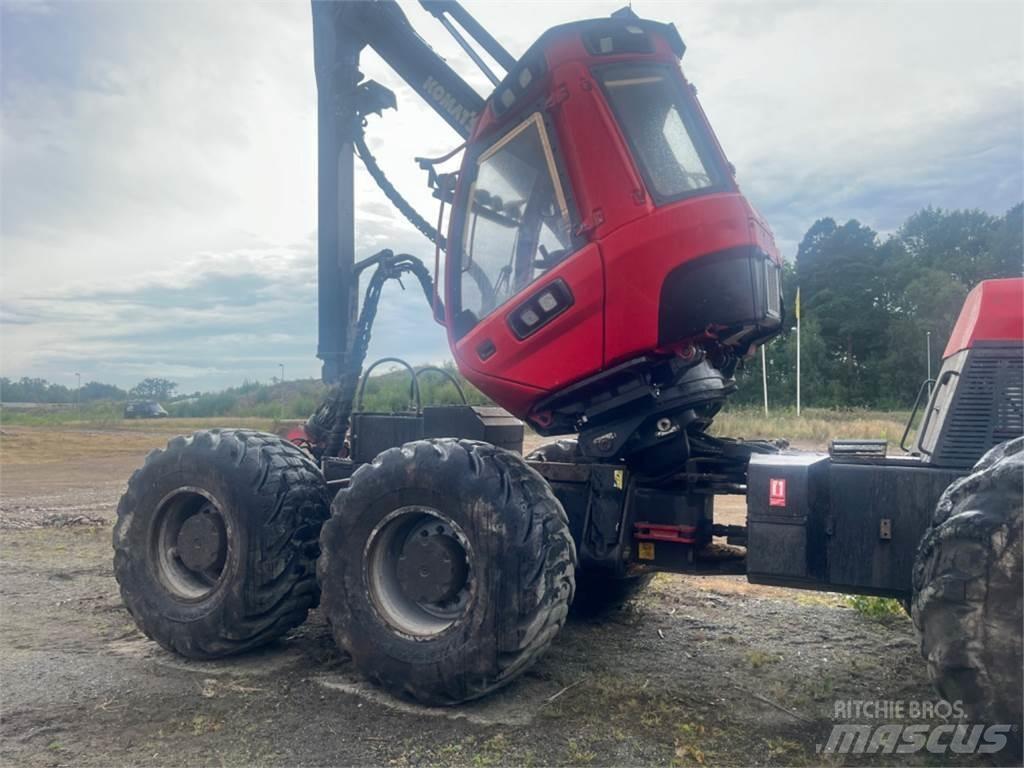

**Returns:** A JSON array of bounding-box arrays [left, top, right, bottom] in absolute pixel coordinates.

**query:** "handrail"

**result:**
[[355, 357, 421, 413], [899, 378, 935, 452], [412, 366, 469, 405]]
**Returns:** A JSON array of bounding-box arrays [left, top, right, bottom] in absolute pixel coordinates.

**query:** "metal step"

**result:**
[[829, 439, 888, 458]]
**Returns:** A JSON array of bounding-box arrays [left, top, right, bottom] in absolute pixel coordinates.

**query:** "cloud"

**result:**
[[1, 238, 450, 391], [1, 0, 1021, 391]]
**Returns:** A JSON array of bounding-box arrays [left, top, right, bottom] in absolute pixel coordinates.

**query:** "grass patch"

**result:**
[[408, 734, 523, 768], [673, 722, 709, 766], [1, 401, 126, 427], [765, 737, 810, 765], [745, 649, 780, 669], [844, 594, 906, 619], [564, 738, 596, 765]]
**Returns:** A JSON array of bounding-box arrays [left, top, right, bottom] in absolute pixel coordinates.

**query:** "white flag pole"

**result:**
[[761, 345, 769, 416], [796, 287, 802, 417]]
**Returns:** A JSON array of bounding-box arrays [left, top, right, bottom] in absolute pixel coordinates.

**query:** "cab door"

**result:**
[[447, 112, 604, 399]]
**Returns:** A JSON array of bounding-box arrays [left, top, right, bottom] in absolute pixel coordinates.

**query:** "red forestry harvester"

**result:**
[[112, 0, 1023, 739]]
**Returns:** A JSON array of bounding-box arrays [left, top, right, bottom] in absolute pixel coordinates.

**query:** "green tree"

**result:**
[[80, 381, 128, 402], [0, 377, 73, 403], [984, 203, 1024, 279], [130, 378, 177, 401], [898, 207, 1000, 286], [795, 218, 892, 405], [738, 201, 1021, 410]]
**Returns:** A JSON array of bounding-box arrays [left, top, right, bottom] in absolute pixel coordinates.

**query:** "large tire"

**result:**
[[527, 439, 584, 463], [912, 437, 1023, 736], [318, 439, 575, 705], [113, 429, 330, 658], [527, 439, 651, 616]]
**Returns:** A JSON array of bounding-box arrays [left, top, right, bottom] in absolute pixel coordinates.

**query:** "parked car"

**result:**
[[124, 401, 168, 419]]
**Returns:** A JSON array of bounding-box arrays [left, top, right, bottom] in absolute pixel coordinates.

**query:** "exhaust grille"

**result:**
[[994, 356, 1023, 441]]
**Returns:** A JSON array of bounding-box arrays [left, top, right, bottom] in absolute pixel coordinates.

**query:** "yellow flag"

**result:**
[[795, 287, 801, 321]]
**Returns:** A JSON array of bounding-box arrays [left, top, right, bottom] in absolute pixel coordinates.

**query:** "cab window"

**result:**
[[598, 63, 724, 202]]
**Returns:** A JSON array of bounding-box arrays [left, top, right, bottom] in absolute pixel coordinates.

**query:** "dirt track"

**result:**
[[0, 426, 1009, 766]]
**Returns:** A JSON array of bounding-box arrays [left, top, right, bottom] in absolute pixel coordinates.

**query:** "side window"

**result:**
[[460, 113, 574, 321]]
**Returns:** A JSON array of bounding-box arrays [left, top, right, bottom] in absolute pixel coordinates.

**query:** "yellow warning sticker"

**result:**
[[613, 470, 624, 489], [638, 541, 655, 560]]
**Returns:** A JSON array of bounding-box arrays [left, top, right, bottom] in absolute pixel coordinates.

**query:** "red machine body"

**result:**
[[943, 278, 1024, 358], [442, 17, 783, 432], [915, 277, 1024, 467]]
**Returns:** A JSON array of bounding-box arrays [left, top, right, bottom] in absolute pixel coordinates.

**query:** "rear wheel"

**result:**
[[912, 438, 1023, 743], [319, 439, 575, 705], [113, 430, 330, 658], [527, 439, 652, 616]]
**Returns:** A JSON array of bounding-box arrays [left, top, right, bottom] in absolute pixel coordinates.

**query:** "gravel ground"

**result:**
[[0, 426, 1014, 767]]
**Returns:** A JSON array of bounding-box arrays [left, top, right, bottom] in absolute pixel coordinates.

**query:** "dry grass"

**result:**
[[1, 409, 914, 467], [712, 407, 912, 450], [0, 418, 280, 465]]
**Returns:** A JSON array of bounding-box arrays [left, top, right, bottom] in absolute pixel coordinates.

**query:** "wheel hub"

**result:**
[[395, 523, 469, 604], [365, 507, 474, 637], [176, 509, 226, 573], [151, 489, 230, 601]]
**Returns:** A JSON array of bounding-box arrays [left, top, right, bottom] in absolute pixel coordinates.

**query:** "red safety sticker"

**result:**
[[769, 478, 787, 507]]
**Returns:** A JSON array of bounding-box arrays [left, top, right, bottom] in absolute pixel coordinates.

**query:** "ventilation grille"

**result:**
[[995, 356, 1024, 441], [934, 350, 1023, 468]]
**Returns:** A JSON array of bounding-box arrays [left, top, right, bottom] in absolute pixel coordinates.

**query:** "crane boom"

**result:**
[[312, 0, 491, 381]]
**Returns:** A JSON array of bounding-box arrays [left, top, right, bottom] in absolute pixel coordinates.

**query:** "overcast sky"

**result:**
[[2, 0, 1021, 392]]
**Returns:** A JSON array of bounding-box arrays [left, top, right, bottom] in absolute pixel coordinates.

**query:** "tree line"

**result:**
[[0, 367, 484, 419], [732, 203, 1023, 409], [0, 376, 178, 404]]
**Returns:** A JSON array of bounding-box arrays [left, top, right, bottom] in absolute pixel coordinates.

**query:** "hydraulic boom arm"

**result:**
[[312, 0, 494, 382]]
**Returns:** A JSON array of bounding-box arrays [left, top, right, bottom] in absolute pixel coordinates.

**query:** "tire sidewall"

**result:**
[[117, 442, 257, 629], [323, 458, 506, 674], [912, 438, 1024, 732]]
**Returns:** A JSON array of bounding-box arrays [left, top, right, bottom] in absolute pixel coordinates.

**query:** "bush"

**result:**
[[844, 595, 905, 619]]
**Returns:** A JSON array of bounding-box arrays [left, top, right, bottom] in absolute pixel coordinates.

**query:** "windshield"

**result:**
[[598, 63, 723, 201], [460, 113, 574, 321]]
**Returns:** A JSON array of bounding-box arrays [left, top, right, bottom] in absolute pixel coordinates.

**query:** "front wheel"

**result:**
[[318, 439, 576, 705], [912, 438, 1023, 743]]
